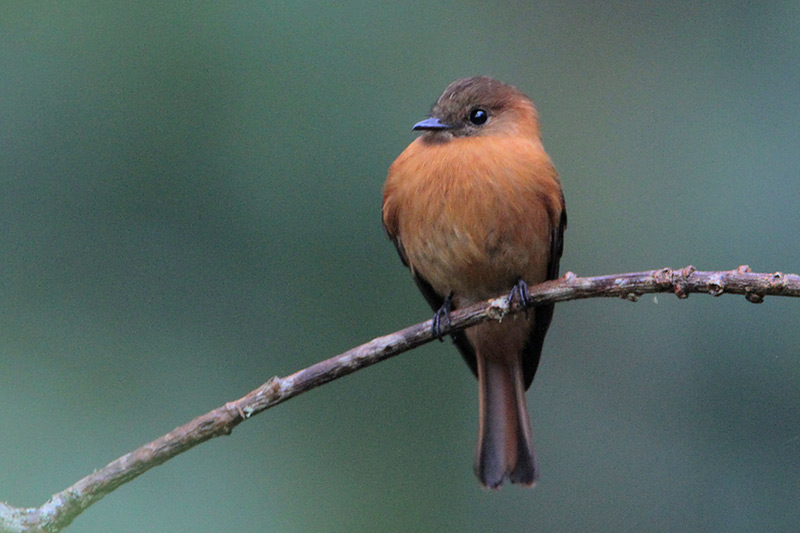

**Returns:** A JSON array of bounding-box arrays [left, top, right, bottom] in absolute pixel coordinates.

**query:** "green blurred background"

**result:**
[[2, 2, 799, 531]]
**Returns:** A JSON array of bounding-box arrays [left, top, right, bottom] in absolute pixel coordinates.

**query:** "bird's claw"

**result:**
[[432, 295, 453, 341], [509, 279, 530, 317]]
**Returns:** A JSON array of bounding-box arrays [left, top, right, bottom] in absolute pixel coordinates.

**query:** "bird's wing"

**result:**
[[521, 198, 566, 389]]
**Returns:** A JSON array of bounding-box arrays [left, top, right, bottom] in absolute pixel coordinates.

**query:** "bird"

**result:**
[[382, 76, 566, 488]]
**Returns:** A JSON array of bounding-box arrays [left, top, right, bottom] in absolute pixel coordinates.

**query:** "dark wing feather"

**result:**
[[521, 201, 567, 389]]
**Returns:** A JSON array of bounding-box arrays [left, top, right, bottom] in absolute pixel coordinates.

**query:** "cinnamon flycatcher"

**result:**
[[383, 76, 566, 488]]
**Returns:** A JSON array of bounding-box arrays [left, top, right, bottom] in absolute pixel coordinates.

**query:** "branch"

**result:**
[[2, 266, 798, 532]]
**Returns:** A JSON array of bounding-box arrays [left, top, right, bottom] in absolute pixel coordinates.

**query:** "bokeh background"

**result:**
[[3, 2, 800, 531]]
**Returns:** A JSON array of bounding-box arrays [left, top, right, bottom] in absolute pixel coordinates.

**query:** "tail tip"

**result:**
[[475, 461, 538, 489]]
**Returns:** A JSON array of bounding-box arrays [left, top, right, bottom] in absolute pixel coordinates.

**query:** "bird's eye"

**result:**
[[469, 108, 488, 125]]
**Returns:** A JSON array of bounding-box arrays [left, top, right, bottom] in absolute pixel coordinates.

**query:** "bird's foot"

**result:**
[[508, 278, 530, 316], [432, 294, 453, 341]]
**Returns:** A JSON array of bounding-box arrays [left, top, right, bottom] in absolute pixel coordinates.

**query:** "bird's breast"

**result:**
[[383, 135, 562, 304]]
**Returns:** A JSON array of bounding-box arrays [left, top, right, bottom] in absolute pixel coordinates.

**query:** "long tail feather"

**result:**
[[474, 354, 538, 488]]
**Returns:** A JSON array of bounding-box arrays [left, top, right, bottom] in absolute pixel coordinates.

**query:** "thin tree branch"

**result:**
[[2, 265, 799, 532]]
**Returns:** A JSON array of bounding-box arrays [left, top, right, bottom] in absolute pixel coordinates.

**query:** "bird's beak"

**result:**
[[413, 117, 453, 131]]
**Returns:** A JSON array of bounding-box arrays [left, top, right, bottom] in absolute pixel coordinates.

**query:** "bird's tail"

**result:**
[[474, 353, 538, 488]]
